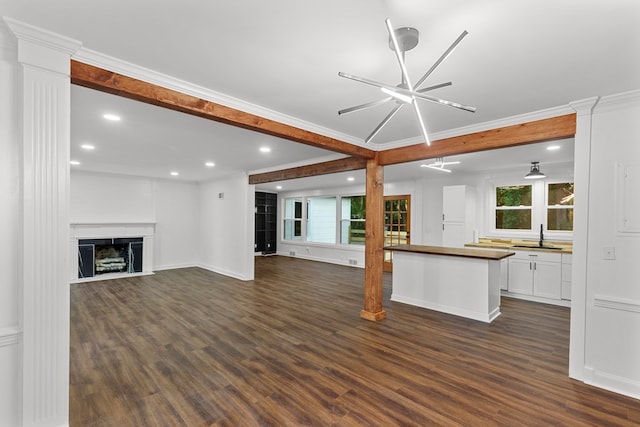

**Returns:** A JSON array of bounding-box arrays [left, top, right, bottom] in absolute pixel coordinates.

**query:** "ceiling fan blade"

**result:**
[[415, 30, 468, 89], [365, 104, 403, 143], [338, 97, 393, 116]]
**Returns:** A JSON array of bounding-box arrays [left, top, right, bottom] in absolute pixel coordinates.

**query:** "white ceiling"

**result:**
[[3, 0, 639, 190]]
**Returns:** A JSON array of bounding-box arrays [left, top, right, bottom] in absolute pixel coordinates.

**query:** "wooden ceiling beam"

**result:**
[[378, 113, 577, 166], [248, 156, 367, 184], [70, 60, 375, 159]]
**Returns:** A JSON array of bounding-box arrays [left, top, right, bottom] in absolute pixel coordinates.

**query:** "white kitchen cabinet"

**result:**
[[507, 250, 562, 299], [442, 185, 475, 248]]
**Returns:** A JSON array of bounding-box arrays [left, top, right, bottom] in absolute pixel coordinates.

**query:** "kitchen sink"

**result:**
[[511, 245, 563, 250]]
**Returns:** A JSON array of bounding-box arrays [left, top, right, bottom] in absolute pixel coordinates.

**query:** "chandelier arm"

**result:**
[[365, 104, 403, 143], [407, 90, 477, 112], [338, 72, 475, 112], [338, 97, 393, 116], [417, 82, 452, 93], [414, 30, 468, 89], [385, 18, 415, 90], [412, 100, 430, 146]]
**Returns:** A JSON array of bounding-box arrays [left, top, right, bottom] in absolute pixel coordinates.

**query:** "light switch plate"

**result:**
[[603, 246, 616, 260]]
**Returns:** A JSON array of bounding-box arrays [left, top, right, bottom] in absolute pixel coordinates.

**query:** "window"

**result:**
[[495, 185, 532, 230], [547, 182, 574, 231], [306, 197, 337, 244], [340, 196, 366, 245], [283, 198, 302, 241]]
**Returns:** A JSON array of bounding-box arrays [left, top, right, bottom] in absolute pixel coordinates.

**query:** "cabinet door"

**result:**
[[442, 222, 465, 248], [442, 185, 466, 222], [533, 260, 562, 299], [508, 258, 533, 295]]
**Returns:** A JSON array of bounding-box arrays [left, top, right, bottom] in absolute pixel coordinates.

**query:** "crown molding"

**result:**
[[594, 89, 640, 114], [3, 16, 81, 56], [0, 19, 18, 60], [73, 47, 366, 147]]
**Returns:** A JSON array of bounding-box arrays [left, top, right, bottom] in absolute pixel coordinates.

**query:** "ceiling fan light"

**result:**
[[524, 161, 546, 179], [381, 87, 413, 104]]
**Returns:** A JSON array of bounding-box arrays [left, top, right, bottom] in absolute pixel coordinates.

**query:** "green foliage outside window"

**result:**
[[496, 185, 532, 230]]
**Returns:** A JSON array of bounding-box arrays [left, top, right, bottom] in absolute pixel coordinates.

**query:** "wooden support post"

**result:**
[[361, 155, 386, 321]]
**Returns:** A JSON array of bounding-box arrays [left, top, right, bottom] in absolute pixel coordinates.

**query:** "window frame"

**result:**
[[489, 177, 574, 239], [545, 180, 574, 232], [494, 183, 534, 231]]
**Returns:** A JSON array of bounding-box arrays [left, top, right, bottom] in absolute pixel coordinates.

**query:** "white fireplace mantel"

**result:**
[[70, 222, 156, 282]]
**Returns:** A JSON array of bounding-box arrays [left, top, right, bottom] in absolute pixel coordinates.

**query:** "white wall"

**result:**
[[70, 172, 156, 223], [583, 92, 640, 398], [70, 171, 200, 271], [198, 174, 254, 280], [0, 22, 22, 427]]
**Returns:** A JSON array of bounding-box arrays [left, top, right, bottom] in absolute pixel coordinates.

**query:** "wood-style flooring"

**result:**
[[70, 256, 640, 426]]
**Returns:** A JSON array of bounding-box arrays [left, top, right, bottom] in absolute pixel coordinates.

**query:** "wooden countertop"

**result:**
[[465, 239, 572, 254], [384, 244, 515, 261]]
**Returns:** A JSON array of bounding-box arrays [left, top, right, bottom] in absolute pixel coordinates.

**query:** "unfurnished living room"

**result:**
[[1, 1, 640, 426]]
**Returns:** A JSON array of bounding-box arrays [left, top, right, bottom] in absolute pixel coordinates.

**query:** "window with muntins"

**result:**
[[495, 185, 533, 230], [547, 182, 574, 231], [340, 195, 366, 245], [283, 198, 302, 241]]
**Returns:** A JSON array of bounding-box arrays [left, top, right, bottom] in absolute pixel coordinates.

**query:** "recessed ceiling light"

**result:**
[[70, 160, 80, 166], [347, 177, 355, 182], [205, 161, 215, 167], [546, 145, 561, 151], [170, 171, 179, 176], [259, 147, 271, 153], [80, 144, 95, 150], [103, 113, 121, 121], [276, 185, 283, 190]]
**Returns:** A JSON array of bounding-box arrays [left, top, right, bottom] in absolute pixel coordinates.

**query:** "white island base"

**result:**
[[387, 245, 514, 323]]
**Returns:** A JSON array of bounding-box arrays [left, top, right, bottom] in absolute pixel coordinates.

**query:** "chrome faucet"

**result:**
[[539, 224, 544, 247]]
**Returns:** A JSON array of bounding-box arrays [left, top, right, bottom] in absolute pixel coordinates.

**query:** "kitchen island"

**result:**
[[385, 244, 515, 323]]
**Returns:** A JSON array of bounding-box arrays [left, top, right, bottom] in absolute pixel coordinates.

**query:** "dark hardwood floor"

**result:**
[[70, 256, 640, 426]]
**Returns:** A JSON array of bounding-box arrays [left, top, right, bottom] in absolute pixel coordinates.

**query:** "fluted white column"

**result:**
[[4, 18, 81, 427], [568, 97, 599, 381]]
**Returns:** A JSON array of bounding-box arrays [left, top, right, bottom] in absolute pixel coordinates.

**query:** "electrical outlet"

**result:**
[[348, 259, 358, 265], [289, 251, 296, 257], [603, 246, 615, 260]]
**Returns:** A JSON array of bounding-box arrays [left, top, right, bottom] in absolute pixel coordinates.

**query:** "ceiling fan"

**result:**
[[338, 18, 476, 145], [420, 157, 460, 173]]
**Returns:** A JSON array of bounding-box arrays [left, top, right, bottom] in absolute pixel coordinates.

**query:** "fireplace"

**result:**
[[70, 222, 155, 283], [78, 237, 143, 278]]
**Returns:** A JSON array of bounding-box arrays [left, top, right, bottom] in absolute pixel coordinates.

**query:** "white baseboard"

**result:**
[[197, 263, 252, 281], [584, 366, 640, 400], [276, 251, 364, 269]]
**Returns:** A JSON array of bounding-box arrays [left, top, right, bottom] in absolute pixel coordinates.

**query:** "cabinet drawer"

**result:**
[[511, 250, 561, 263]]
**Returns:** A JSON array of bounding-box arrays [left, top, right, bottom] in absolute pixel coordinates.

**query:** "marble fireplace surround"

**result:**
[[70, 222, 155, 283]]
